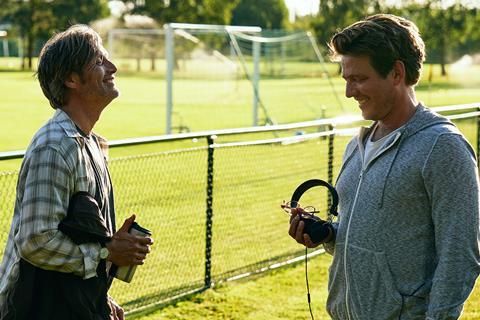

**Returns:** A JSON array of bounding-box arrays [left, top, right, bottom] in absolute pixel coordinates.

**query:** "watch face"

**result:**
[[100, 247, 109, 259]]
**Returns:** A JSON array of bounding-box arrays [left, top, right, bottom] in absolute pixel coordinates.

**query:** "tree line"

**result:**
[[0, 0, 478, 74], [305, 0, 480, 76]]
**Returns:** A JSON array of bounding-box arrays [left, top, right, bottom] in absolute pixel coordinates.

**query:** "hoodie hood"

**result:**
[[350, 104, 454, 166], [358, 103, 453, 143], [402, 103, 453, 138], [338, 103, 460, 212]]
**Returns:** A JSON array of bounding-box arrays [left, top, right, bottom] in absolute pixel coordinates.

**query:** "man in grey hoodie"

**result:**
[[289, 14, 480, 319]]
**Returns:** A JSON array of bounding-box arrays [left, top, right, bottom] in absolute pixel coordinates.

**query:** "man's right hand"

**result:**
[[106, 214, 154, 266], [288, 208, 331, 248]]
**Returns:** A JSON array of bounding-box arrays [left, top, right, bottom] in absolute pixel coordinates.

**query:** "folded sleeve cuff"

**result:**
[[79, 242, 101, 279]]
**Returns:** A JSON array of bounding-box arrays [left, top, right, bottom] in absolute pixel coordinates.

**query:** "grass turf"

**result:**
[[1, 60, 480, 318]]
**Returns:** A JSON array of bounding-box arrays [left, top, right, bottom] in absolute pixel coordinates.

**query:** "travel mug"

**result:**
[[112, 221, 152, 283]]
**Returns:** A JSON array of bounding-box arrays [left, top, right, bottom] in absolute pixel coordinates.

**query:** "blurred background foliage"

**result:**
[[1, 0, 479, 76]]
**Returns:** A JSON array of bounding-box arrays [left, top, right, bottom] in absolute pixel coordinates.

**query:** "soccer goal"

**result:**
[[226, 29, 345, 127], [164, 23, 262, 134], [108, 24, 343, 134]]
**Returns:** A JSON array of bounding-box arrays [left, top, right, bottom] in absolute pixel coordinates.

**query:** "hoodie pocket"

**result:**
[[346, 244, 402, 320], [399, 281, 429, 320]]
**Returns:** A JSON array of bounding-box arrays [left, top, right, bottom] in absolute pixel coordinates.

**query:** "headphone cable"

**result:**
[[305, 247, 315, 320]]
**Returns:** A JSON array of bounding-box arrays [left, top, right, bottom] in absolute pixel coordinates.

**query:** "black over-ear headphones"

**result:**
[[288, 179, 339, 320], [290, 179, 339, 219]]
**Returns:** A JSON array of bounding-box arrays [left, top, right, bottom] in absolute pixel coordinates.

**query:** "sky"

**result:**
[[284, 0, 319, 22]]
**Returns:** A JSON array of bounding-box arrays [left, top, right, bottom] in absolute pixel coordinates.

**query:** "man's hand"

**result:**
[[109, 297, 124, 320], [106, 214, 154, 266], [288, 208, 331, 247]]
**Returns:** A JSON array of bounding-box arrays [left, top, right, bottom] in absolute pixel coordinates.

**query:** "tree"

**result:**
[[397, 1, 470, 76], [311, 0, 386, 54], [0, 0, 109, 70], [307, 0, 387, 75], [130, 0, 238, 25], [128, 0, 241, 72], [456, 7, 480, 57], [309, 0, 477, 77], [230, 0, 288, 29], [50, 0, 110, 33]]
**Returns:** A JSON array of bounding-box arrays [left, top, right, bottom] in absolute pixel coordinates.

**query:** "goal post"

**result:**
[[107, 24, 344, 134], [227, 30, 345, 127], [164, 23, 262, 134]]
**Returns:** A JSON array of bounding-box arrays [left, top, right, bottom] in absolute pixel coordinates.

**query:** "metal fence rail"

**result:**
[[0, 104, 478, 315]]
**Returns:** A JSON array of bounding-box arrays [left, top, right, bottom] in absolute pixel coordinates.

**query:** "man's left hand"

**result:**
[[109, 297, 124, 320]]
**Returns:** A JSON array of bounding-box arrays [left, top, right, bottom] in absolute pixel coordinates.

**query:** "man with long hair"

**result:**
[[0, 25, 153, 320]]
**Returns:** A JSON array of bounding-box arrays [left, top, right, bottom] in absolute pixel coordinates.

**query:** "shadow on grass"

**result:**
[[125, 249, 306, 318], [126, 286, 208, 319]]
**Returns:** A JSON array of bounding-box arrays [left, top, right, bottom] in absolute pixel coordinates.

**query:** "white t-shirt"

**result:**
[[363, 125, 403, 167]]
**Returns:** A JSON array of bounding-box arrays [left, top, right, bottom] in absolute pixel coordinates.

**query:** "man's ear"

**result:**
[[391, 60, 406, 85], [64, 72, 81, 89]]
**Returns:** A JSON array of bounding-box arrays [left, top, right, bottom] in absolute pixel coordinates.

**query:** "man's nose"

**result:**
[[345, 82, 356, 98], [105, 58, 117, 73]]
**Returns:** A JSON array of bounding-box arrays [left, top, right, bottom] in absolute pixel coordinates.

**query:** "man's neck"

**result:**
[[374, 90, 418, 140], [371, 125, 394, 142], [62, 103, 102, 135]]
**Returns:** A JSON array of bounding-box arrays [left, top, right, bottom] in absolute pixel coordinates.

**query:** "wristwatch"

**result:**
[[99, 246, 109, 260]]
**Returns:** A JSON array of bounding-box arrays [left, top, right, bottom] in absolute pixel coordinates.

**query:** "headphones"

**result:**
[[290, 179, 339, 218], [289, 179, 339, 320]]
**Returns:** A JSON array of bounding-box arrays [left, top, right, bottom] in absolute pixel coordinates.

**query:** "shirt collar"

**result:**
[[53, 109, 83, 138], [53, 109, 110, 159]]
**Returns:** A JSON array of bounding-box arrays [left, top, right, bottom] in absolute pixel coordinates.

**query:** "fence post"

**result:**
[[327, 125, 335, 217], [204, 136, 215, 288]]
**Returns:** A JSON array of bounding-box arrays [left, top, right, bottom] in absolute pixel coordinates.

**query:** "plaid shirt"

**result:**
[[0, 109, 115, 302]]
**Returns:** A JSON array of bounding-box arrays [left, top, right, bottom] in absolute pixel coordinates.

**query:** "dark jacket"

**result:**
[[2, 192, 112, 320]]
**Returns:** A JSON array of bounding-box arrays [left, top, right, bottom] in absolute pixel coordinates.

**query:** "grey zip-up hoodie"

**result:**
[[324, 105, 480, 320]]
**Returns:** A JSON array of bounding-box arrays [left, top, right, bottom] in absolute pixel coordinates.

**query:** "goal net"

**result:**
[[227, 29, 344, 127], [108, 25, 344, 134]]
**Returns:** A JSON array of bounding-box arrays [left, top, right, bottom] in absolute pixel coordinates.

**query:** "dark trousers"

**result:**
[[1, 259, 111, 320]]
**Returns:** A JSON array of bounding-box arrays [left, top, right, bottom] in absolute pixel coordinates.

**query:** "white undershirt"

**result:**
[[363, 124, 403, 167]]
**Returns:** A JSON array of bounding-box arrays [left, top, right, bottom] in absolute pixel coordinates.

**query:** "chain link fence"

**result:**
[[0, 106, 479, 315], [0, 172, 16, 259]]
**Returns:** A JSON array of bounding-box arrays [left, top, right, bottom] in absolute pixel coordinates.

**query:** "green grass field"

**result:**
[[1, 61, 480, 154], [129, 254, 480, 320], [1, 59, 480, 319]]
